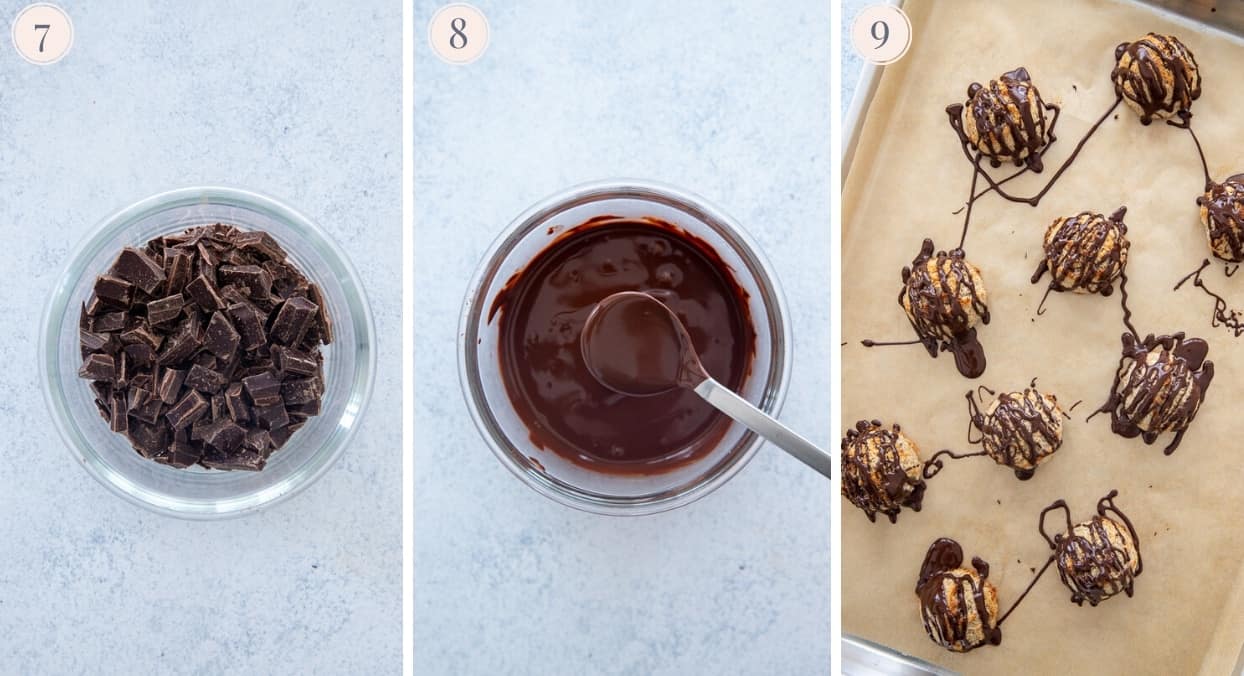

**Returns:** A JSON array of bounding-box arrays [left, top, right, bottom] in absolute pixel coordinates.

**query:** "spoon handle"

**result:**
[[693, 378, 833, 478]]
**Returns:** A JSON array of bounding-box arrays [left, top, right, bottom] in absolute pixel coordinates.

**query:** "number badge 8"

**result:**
[[429, 3, 490, 65]]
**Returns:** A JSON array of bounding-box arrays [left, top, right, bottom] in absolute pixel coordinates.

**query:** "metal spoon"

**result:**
[[581, 291, 832, 478]]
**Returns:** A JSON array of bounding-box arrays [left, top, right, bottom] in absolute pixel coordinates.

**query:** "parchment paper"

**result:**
[[842, 1, 1244, 673]]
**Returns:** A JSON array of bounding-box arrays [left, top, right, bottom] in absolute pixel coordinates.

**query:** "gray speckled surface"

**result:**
[[413, 1, 830, 673], [843, 0, 870, 111], [0, 2, 400, 673]]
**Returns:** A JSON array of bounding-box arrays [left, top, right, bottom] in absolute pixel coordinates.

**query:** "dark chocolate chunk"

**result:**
[[163, 249, 193, 294], [307, 284, 333, 345], [201, 450, 266, 471], [281, 377, 322, 406], [109, 395, 128, 433], [127, 422, 170, 459], [186, 274, 225, 311], [210, 394, 227, 421], [287, 400, 321, 418], [146, 295, 184, 326], [155, 442, 201, 469], [185, 364, 228, 394], [226, 303, 267, 351], [124, 342, 155, 369], [79, 353, 116, 381], [111, 247, 166, 294], [94, 275, 133, 307], [233, 230, 286, 260], [127, 388, 164, 424], [220, 265, 272, 299], [269, 296, 318, 345], [80, 330, 113, 353], [203, 312, 240, 358], [254, 402, 290, 430], [205, 422, 245, 453], [120, 325, 163, 351], [273, 345, 319, 377], [224, 383, 251, 423], [243, 428, 272, 454], [91, 312, 127, 333], [270, 421, 304, 449], [165, 390, 208, 430], [243, 372, 283, 407], [157, 368, 186, 404]]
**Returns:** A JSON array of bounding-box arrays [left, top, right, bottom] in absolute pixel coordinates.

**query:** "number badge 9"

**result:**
[[850, 5, 911, 66]]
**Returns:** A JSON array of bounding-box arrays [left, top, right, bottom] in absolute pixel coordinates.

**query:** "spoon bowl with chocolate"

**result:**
[[41, 187, 376, 519], [460, 181, 792, 515], [582, 291, 831, 477]]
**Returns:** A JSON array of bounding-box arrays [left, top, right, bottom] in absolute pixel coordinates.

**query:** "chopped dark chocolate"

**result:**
[[186, 274, 225, 311], [243, 372, 283, 408], [166, 390, 208, 430], [227, 302, 267, 351], [254, 402, 290, 430], [91, 312, 127, 333], [146, 294, 184, 326], [203, 311, 240, 358], [269, 296, 318, 345], [79, 353, 116, 381], [94, 275, 133, 307], [111, 247, 166, 294], [78, 224, 331, 471], [185, 363, 228, 394], [220, 264, 272, 299]]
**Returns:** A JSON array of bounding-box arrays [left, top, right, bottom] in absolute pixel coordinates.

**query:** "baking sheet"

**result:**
[[841, 0, 1244, 673]]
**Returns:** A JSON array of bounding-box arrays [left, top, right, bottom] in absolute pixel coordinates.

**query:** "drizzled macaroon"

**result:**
[[969, 384, 1065, 480], [916, 538, 1002, 653], [1112, 33, 1201, 126], [1032, 207, 1130, 296], [1199, 175, 1244, 263], [898, 239, 990, 378], [841, 420, 926, 523], [953, 67, 1055, 171]]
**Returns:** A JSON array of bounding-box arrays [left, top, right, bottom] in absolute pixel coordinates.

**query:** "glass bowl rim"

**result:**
[[39, 185, 378, 520], [457, 178, 793, 516]]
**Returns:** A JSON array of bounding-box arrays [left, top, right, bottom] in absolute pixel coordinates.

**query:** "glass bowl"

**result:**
[[459, 180, 791, 516], [40, 187, 376, 519]]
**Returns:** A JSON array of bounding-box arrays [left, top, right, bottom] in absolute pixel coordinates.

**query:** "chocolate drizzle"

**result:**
[[1089, 332, 1214, 454], [1031, 206, 1130, 302], [1198, 175, 1244, 263], [915, 538, 1002, 653], [841, 420, 926, 523], [863, 239, 989, 379], [1174, 259, 1244, 336], [1039, 490, 1142, 606], [1112, 33, 1201, 127]]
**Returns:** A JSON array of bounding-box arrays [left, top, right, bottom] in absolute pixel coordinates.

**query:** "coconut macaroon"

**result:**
[[956, 67, 1056, 171], [841, 419, 926, 524], [970, 385, 1066, 480], [1112, 33, 1201, 126], [899, 238, 990, 378], [1040, 490, 1143, 607], [1092, 332, 1214, 455], [1031, 207, 1130, 295], [916, 538, 1002, 653], [1198, 174, 1244, 262]]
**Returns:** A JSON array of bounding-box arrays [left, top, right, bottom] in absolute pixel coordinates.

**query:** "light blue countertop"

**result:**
[[413, 1, 831, 673], [0, 2, 400, 672]]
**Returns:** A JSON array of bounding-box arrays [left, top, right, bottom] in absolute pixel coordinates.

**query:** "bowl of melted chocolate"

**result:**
[[460, 181, 790, 515], [41, 187, 376, 518]]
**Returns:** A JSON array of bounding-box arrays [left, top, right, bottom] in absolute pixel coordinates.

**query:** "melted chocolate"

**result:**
[[580, 291, 706, 395], [1039, 490, 1142, 606], [841, 419, 926, 523], [915, 538, 1002, 653], [1031, 207, 1130, 305], [489, 216, 755, 474], [863, 239, 989, 379], [1112, 34, 1201, 127], [1174, 259, 1244, 337], [1088, 332, 1214, 454]]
